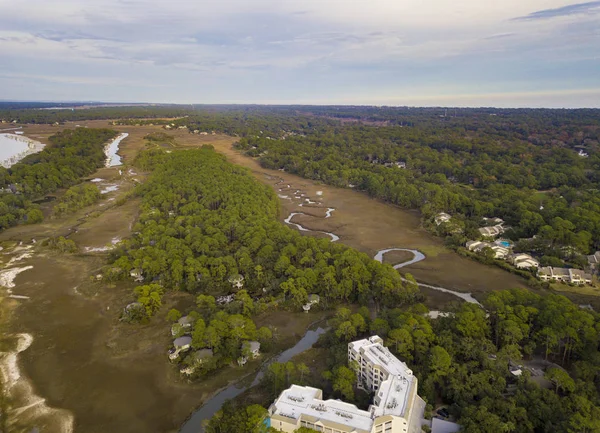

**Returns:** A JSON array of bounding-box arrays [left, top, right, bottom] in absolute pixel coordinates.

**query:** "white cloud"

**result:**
[[0, 0, 598, 105]]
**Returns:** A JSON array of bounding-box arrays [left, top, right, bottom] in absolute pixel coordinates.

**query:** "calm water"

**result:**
[[0, 134, 29, 160], [106, 133, 129, 167], [179, 327, 327, 433]]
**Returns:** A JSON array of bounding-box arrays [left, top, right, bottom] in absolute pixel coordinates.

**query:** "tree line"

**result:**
[[107, 147, 419, 314], [0, 128, 117, 230], [205, 289, 600, 433]]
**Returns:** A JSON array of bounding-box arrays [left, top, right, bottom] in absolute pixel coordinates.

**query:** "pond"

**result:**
[[179, 327, 327, 433]]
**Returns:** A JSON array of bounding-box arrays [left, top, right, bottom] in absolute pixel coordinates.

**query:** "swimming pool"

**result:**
[[499, 241, 511, 247]]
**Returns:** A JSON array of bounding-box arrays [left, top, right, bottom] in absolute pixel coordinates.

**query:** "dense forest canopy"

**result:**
[[205, 288, 600, 433], [108, 147, 419, 313], [0, 128, 117, 230], [5, 105, 600, 264], [3, 105, 600, 431]]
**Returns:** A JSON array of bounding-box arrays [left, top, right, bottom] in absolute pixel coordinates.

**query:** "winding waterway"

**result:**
[[374, 248, 426, 269], [180, 327, 327, 433], [282, 203, 481, 305], [284, 213, 339, 242], [105, 133, 129, 167]]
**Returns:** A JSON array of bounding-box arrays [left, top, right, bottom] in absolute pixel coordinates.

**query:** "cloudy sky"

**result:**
[[1, 0, 599, 107]]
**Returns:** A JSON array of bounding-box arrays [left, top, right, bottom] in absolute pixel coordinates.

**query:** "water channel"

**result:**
[[105, 133, 129, 167], [284, 213, 339, 242], [179, 327, 327, 433], [283, 205, 481, 306]]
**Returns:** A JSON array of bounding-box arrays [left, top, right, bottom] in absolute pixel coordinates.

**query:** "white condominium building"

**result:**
[[268, 336, 425, 433]]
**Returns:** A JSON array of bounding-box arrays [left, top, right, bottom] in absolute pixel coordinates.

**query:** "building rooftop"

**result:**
[[372, 374, 413, 418], [243, 340, 261, 352], [270, 385, 374, 433], [178, 315, 194, 326], [174, 336, 192, 348], [432, 418, 461, 433], [193, 349, 213, 361], [349, 336, 414, 379]]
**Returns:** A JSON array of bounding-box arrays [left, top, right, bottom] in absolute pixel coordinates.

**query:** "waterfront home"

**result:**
[[435, 212, 452, 225], [171, 315, 194, 336], [538, 267, 592, 285], [169, 336, 193, 361], [174, 336, 192, 350], [243, 340, 261, 358], [465, 241, 509, 259], [192, 349, 214, 364], [509, 253, 540, 269], [180, 349, 214, 374], [587, 251, 600, 270], [178, 315, 194, 329], [303, 294, 321, 312]]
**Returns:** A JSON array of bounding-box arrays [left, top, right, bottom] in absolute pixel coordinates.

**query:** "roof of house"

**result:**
[[243, 341, 261, 352], [539, 267, 591, 281], [466, 241, 490, 251], [569, 269, 592, 280], [510, 253, 537, 262], [174, 336, 192, 347], [178, 316, 194, 326], [193, 349, 214, 361], [588, 251, 600, 264], [478, 225, 505, 237]]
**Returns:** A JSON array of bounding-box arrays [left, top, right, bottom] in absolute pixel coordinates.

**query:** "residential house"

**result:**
[[465, 241, 509, 259], [180, 349, 214, 375], [509, 253, 540, 269], [171, 315, 194, 336], [435, 212, 452, 226], [538, 267, 592, 285], [243, 341, 261, 358], [587, 251, 600, 270], [268, 336, 425, 433], [303, 294, 321, 312], [478, 225, 505, 238], [169, 336, 192, 361]]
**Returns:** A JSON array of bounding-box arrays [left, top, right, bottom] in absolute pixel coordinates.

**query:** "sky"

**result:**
[[0, 0, 599, 107]]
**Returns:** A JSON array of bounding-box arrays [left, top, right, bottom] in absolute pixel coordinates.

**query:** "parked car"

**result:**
[[437, 408, 450, 418]]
